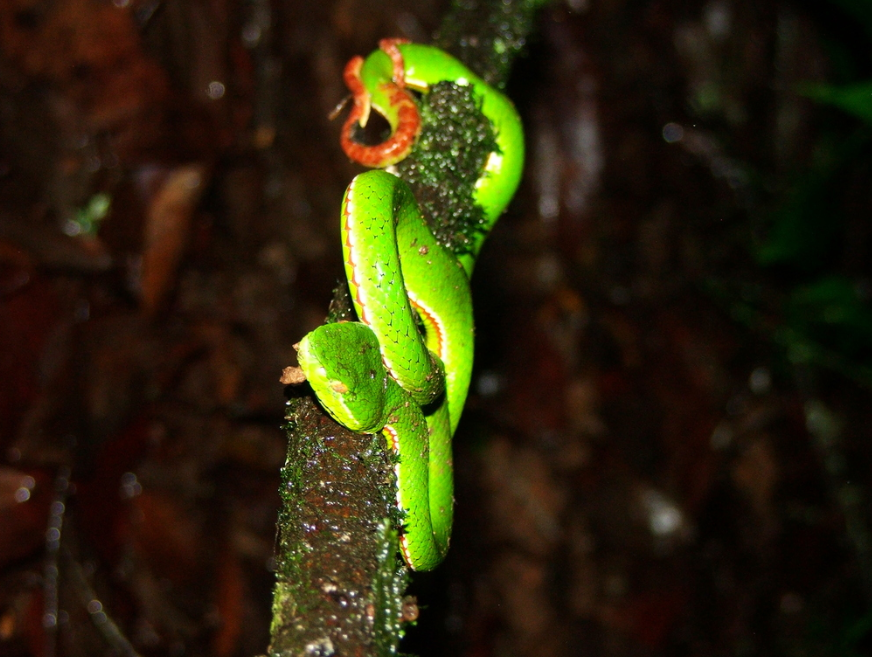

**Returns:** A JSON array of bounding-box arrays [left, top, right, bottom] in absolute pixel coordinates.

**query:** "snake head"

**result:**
[[296, 322, 390, 433]]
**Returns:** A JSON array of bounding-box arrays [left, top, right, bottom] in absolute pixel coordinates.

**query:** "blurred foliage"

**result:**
[[786, 277, 872, 362], [747, 0, 872, 388], [69, 193, 112, 237], [800, 81, 872, 123]]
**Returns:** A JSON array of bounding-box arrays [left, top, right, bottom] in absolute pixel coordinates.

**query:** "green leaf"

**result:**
[[785, 277, 872, 361], [799, 81, 872, 123]]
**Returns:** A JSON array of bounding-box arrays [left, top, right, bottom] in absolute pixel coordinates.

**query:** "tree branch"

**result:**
[[269, 1, 543, 654]]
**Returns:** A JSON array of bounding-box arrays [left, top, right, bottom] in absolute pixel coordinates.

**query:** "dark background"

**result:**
[[2, 0, 872, 655]]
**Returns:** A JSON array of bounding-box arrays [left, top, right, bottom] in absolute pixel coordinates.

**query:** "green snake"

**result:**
[[296, 40, 524, 571]]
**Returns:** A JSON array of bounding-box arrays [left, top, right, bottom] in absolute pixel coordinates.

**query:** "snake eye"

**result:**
[[330, 380, 349, 393]]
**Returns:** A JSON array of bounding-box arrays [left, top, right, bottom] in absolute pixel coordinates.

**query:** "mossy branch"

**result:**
[[269, 1, 541, 654]]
